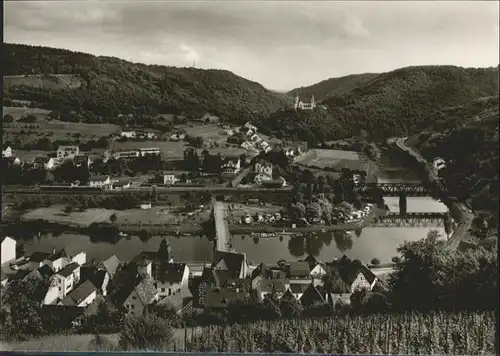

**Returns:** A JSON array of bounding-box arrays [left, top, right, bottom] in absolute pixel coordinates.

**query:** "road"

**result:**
[[3, 185, 293, 196], [395, 137, 474, 250]]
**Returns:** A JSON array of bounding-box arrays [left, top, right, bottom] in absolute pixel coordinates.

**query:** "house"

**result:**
[[257, 278, 290, 300], [327, 278, 352, 305], [81, 264, 111, 297], [243, 122, 258, 132], [27, 252, 52, 270], [170, 133, 186, 141], [204, 286, 249, 310], [152, 263, 190, 299], [304, 255, 328, 278], [73, 155, 92, 168], [195, 267, 222, 307], [121, 131, 137, 138], [140, 201, 152, 210], [43, 248, 68, 273], [212, 251, 249, 280], [1, 237, 17, 265], [97, 255, 120, 278], [262, 177, 287, 188], [163, 174, 179, 185], [156, 284, 194, 315], [259, 141, 270, 151], [33, 157, 55, 170], [57, 145, 80, 160], [299, 284, 328, 307], [120, 277, 159, 317], [89, 175, 113, 189], [113, 178, 132, 190], [131, 239, 174, 267], [241, 141, 254, 150], [138, 148, 160, 156], [4, 156, 21, 166], [113, 150, 140, 159], [59, 280, 97, 307], [2, 146, 12, 158], [255, 161, 273, 177], [44, 262, 81, 305], [288, 283, 310, 300], [287, 261, 312, 282], [250, 134, 262, 144], [326, 256, 378, 294], [223, 158, 241, 175]]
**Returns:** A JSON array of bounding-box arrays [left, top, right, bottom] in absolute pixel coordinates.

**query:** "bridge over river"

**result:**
[[354, 182, 431, 196], [368, 212, 448, 228]]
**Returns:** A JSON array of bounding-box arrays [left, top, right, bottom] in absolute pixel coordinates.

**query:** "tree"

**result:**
[[391, 256, 402, 264], [64, 205, 74, 214], [110, 213, 118, 223], [370, 258, 380, 266], [3, 114, 14, 123], [119, 314, 174, 351]]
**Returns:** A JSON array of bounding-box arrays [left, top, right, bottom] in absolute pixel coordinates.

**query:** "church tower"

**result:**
[[158, 238, 173, 263]]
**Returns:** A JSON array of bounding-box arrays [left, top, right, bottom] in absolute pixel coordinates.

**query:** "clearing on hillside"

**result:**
[[4, 74, 82, 90], [295, 149, 372, 173]]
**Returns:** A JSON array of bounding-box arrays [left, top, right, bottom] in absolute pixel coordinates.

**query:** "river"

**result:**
[[16, 152, 449, 265]]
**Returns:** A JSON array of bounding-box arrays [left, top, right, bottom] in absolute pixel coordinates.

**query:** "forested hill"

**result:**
[[3, 43, 291, 122], [288, 73, 378, 102], [261, 65, 499, 142], [412, 95, 499, 220]]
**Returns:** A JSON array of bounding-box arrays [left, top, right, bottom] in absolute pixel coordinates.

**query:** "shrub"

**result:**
[[118, 314, 174, 351], [370, 258, 380, 265]]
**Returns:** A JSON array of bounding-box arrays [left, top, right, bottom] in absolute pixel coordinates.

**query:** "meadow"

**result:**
[[21, 206, 116, 227]]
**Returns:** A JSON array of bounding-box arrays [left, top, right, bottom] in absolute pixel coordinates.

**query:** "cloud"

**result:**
[[180, 44, 201, 65]]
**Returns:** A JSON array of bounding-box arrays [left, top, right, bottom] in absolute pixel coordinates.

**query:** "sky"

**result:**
[[4, 0, 500, 91]]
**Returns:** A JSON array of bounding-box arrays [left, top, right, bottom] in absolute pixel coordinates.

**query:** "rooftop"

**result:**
[[57, 262, 80, 278], [60, 280, 97, 306]]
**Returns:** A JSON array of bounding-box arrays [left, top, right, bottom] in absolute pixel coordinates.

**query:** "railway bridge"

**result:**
[[368, 212, 447, 228], [354, 182, 430, 196]]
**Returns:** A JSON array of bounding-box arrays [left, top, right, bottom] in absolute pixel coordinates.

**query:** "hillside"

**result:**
[[263, 65, 499, 142], [288, 73, 378, 101], [3, 43, 290, 123], [410, 95, 499, 220]]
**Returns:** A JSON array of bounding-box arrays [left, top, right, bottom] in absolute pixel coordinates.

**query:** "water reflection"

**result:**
[[287, 231, 352, 257]]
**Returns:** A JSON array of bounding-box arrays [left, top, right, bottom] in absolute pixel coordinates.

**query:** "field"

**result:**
[[21, 206, 116, 227], [295, 149, 370, 172], [4, 74, 82, 90], [115, 206, 210, 226], [3, 107, 121, 145], [110, 138, 255, 159]]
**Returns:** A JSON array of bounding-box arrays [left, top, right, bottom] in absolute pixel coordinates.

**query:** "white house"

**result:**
[[44, 262, 81, 305], [223, 158, 241, 175], [348, 266, 378, 292], [89, 175, 113, 189], [57, 145, 80, 160], [43, 249, 67, 273], [138, 148, 160, 156], [2, 146, 12, 158], [113, 150, 140, 159], [244, 122, 258, 132], [59, 280, 97, 307], [33, 157, 56, 170], [5, 156, 21, 165], [1, 236, 17, 265], [121, 131, 137, 138], [140, 201, 152, 210], [255, 162, 273, 177], [163, 174, 179, 185]]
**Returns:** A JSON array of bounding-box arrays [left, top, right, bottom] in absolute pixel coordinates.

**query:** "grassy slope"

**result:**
[[3, 43, 290, 123], [410, 95, 499, 217], [262, 65, 499, 142]]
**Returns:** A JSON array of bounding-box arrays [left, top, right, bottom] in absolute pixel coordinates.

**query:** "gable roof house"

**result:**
[[152, 262, 190, 299], [304, 255, 328, 278], [33, 156, 55, 170], [287, 261, 313, 282], [116, 276, 159, 317], [257, 278, 290, 301], [59, 280, 97, 308], [325, 256, 378, 293], [97, 255, 120, 277], [288, 283, 310, 300], [212, 251, 249, 280], [299, 283, 328, 307], [204, 286, 250, 310]]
